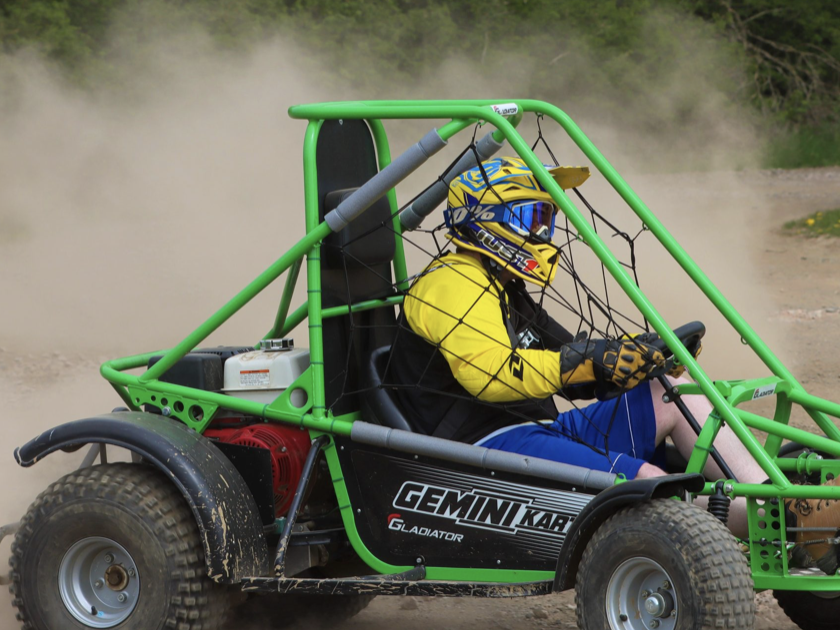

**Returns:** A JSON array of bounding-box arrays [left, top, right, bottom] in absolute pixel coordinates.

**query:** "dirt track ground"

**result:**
[[2, 166, 840, 628]]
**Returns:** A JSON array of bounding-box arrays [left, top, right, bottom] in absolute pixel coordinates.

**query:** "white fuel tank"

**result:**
[[222, 339, 310, 407]]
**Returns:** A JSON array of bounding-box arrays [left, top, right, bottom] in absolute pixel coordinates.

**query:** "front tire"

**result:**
[[576, 499, 754, 630], [10, 463, 235, 629]]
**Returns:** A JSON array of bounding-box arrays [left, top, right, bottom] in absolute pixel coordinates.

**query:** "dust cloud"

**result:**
[[0, 14, 780, 628]]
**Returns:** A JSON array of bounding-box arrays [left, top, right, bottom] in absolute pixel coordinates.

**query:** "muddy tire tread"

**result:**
[[575, 499, 755, 630], [9, 463, 233, 630]]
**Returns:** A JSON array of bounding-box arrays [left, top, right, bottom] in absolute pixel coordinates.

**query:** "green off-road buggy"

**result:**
[[4, 100, 840, 630]]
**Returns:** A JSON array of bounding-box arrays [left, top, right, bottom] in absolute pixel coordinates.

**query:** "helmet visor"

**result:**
[[505, 201, 558, 240]]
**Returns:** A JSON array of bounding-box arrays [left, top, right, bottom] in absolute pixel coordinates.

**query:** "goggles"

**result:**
[[445, 200, 558, 241], [504, 201, 557, 240]]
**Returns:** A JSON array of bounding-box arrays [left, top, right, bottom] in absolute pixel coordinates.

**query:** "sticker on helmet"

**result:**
[[490, 103, 519, 117]]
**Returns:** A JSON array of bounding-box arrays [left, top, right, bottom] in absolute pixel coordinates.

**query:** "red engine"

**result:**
[[205, 422, 312, 516]]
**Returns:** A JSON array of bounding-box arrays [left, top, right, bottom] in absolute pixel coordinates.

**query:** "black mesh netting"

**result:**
[[320, 116, 662, 473]]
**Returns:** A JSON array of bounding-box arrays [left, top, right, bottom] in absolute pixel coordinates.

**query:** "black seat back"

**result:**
[[316, 120, 397, 416]]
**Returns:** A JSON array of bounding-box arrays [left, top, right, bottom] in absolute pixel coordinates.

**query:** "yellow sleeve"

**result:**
[[404, 262, 562, 402]]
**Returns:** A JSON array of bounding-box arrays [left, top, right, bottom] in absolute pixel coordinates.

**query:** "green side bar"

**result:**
[[765, 394, 793, 457], [719, 483, 840, 500], [102, 359, 353, 436], [109, 382, 138, 410], [685, 412, 722, 476], [737, 408, 840, 459], [265, 259, 302, 340], [280, 301, 308, 337], [139, 221, 330, 384], [321, 296, 404, 320], [786, 388, 840, 420], [303, 119, 327, 421], [754, 575, 840, 592]]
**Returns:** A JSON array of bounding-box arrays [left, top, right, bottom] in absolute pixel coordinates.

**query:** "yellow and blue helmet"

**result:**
[[445, 157, 587, 286]]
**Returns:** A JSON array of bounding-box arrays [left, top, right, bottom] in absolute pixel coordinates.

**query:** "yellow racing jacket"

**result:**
[[389, 252, 577, 442], [403, 253, 565, 401]]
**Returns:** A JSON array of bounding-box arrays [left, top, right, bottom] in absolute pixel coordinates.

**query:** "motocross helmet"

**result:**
[[445, 157, 565, 286]]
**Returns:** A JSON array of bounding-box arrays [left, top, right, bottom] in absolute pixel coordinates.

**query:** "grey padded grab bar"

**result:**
[[351, 421, 616, 492], [325, 128, 447, 233], [399, 130, 504, 231]]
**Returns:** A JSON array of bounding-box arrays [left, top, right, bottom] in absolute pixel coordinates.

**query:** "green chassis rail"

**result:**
[[100, 100, 840, 591]]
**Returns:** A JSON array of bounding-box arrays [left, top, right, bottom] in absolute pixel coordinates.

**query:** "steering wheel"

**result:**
[[647, 321, 705, 359], [634, 321, 705, 378]]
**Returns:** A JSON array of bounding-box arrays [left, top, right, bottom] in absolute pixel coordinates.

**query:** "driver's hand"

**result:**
[[601, 339, 666, 391], [625, 331, 702, 378], [668, 337, 702, 378]]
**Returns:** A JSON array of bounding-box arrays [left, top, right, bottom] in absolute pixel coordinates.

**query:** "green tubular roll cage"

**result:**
[[99, 100, 840, 590]]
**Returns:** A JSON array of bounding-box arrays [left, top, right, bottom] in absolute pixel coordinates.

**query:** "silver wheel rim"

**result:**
[[58, 536, 140, 628], [606, 557, 678, 630]]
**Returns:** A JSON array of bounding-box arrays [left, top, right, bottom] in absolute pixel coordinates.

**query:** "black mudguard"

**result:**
[[553, 473, 706, 591], [14, 411, 270, 584]]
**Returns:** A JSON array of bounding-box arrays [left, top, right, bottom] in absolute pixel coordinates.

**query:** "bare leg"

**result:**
[[647, 376, 767, 537]]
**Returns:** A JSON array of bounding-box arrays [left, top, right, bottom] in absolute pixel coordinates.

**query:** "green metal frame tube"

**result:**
[[140, 222, 330, 383], [303, 119, 327, 420], [737, 409, 840, 459], [266, 259, 302, 340]]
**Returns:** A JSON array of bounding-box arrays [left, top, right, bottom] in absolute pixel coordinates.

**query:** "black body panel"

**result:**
[[15, 411, 270, 583], [336, 436, 595, 572]]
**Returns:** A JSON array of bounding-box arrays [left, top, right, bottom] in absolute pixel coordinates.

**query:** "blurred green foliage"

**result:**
[[0, 0, 838, 166], [784, 209, 840, 238]]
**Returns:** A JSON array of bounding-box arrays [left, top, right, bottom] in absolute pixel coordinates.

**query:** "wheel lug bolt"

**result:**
[[641, 590, 650, 598], [671, 610, 677, 618], [128, 568, 136, 577], [117, 593, 127, 603], [661, 580, 671, 590], [104, 554, 114, 564], [620, 613, 628, 622], [650, 620, 660, 629], [94, 579, 103, 589]]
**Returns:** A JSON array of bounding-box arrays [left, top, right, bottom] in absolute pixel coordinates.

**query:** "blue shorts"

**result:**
[[476, 383, 662, 479]]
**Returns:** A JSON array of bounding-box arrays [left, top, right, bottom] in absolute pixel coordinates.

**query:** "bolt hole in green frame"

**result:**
[[99, 100, 840, 589]]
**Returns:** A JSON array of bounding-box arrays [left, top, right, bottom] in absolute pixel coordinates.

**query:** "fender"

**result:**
[[553, 473, 705, 591], [14, 411, 270, 584]]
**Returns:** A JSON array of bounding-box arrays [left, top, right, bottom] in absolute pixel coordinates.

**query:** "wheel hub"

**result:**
[[58, 536, 140, 628], [606, 557, 678, 630], [104, 565, 129, 591]]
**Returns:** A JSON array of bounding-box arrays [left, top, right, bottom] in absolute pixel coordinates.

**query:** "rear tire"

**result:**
[[575, 499, 754, 630], [10, 463, 235, 629], [774, 589, 840, 630]]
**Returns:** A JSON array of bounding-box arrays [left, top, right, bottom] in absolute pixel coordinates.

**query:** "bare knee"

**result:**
[[635, 462, 667, 479]]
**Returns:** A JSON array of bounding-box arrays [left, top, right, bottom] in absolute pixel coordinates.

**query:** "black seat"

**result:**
[[316, 119, 398, 417], [363, 346, 414, 433]]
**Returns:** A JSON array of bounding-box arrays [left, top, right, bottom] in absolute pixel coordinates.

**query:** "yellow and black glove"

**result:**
[[631, 331, 702, 378], [558, 338, 666, 400]]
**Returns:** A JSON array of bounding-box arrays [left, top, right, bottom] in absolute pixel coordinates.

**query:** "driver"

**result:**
[[389, 156, 770, 539]]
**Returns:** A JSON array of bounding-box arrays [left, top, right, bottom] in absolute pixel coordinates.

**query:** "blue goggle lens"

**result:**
[[505, 201, 557, 239]]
